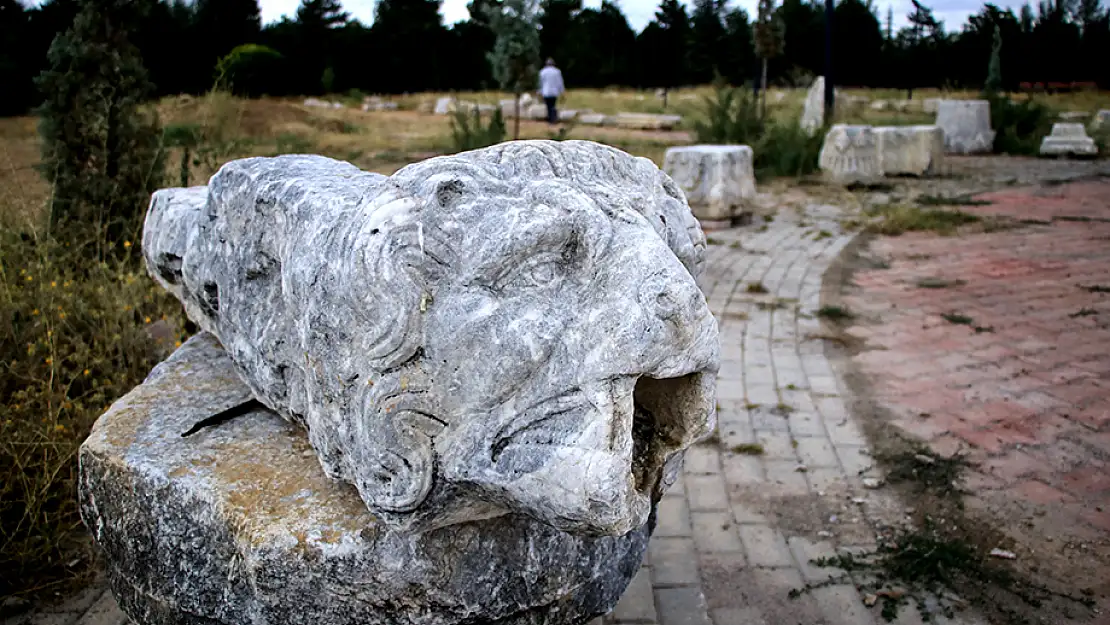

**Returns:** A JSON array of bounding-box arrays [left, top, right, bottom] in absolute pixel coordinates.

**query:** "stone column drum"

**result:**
[[875, 125, 945, 176], [1040, 122, 1099, 157], [663, 145, 757, 226], [935, 100, 995, 154], [79, 141, 721, 625], [818, 124, 883, 185]]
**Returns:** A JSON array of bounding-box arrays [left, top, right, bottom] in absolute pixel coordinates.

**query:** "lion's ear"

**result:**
[[354, 440, 434, 513], [434, 179, 467, 209]]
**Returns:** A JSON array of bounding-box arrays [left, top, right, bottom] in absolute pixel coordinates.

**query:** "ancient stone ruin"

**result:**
[[875, 125, 945, 176], [935, 99, 995, 154], [663, 145, 757, 227], [1039, 122, 1099, 157], [80, 141, 720, 625], [818, 124, 882, 185], [800, 76, 827, 135]]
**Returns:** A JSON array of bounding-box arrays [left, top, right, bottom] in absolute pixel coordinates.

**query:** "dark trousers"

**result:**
[[544, 97, 558, 124]]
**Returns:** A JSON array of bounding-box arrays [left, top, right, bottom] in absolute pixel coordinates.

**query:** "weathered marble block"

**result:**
[[935, 100, 995, 154], [800, 76, 827, 135], [613, 112, 682, 130], [1091, 109, 1110, 132], [662, 145, 756, 224], [79, 333, 649, 625], [923, 98, 942, 114], [818, 124, 882, 185], [1040, 122, 1098, 157], [875, 125, 945, 176]]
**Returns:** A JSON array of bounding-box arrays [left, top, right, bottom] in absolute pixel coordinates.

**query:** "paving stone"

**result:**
[[655, 495, 693, 537], [810, 584, 875, 625], [721, 453, 765, 486], [683, 445, 722, 475], [75, 593, 129, 625], [760, 459, 811, 496], [795, 437, 840, 468], [611, 567, 657, 623], [690, 511, 745, 554], [736, 524, 794, 568], [787, 536, 844, 583], [835, 445, 875, 477], [686, 473, 730, 511], [709, 607, 768, 625], [649, 538, 701, 586], [654, 587, 712, 625]]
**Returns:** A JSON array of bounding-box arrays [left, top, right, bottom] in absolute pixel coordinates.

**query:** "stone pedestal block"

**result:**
[[818, 125, 882, 186], [79, 334, 650, 625], [1090, 110, 1110, 132], [935, 100, 995, 154], [1040, 122, 1098, 157], [613, 113, 682, 130], [663, 145, 757, 223], [875, 125, 945, 176]]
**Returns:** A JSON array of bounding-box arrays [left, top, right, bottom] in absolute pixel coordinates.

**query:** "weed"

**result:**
[[866, 204, 980, 236], [731, 443, 765, 455], [706, 237, 723, 245], [746, 281, 768, 294], [814, 230, 832, 240], [773, 402, 794, 415], [745, 402, 761, 410], [986, 93, 1055, 155], [274, 132, 317, 154], [786, 383, 798, 390], [1080, 284, 1110, 293], [816, 305, 853, 321], [729, 241, 742, 249], [880, 447, 968, 499], [448, 107, 506, 153], [915, 277, 967, 289], [755, 299, 787, 310], [941, 312, 974, 325], [1070, 308, 1098, 318], [917, 194, 991, 207]]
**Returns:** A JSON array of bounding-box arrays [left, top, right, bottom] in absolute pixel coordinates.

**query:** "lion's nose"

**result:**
[[638, 271, 703, 326]]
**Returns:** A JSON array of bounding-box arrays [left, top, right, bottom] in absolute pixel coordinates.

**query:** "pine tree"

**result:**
[[484, 0, 541, 140], [754, 0, 784, 118], [36, 0, 165, 253], [985, 25, 1003, 93]]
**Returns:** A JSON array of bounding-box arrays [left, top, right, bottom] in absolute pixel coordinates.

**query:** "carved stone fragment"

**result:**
[[663, 145, 757, 224]]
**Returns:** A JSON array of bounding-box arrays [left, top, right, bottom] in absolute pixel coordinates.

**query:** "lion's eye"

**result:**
[[501, 253, 563, 290]]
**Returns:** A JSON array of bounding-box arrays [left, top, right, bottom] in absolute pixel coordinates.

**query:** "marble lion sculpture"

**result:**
[[143, 140, 720, 537]]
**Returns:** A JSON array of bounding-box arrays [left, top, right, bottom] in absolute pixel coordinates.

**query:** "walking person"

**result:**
[[539, 58, 565, 125]]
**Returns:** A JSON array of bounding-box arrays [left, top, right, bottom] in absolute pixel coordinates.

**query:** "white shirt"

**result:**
[[539, 66, 565, 98]]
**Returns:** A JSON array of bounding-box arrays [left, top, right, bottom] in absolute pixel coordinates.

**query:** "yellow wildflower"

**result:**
[[175, 340, 182, 348], [124, 241, 132, 248], [51, 281, 57, 288], [144, 316, 151, 324], [54, 424, 66, 432], [31, 308, 39, 316], [25, 275, 32, 282], [83, 369, 90, 376], [58, 312, 66, 320], [45, 357, 53, 365]]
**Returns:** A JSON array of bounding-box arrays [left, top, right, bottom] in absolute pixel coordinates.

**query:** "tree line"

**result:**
[[2, 0, 1108, 116]]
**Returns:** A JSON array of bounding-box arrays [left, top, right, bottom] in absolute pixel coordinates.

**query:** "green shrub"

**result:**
[[215, 44, 286, 99], [753, 121, 823, 178], [449, 107, 506, 153], [986, 93, 1054, 155], [693, 81, 763, 145], [0, 230, 188, 597], [693, 80, 820, 179]]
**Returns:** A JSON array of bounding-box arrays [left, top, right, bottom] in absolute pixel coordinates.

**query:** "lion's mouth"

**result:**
[[491, 371, 711, 498]]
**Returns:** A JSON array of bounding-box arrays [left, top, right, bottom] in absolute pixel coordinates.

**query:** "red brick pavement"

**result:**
[[843, 179, 1110, 594]]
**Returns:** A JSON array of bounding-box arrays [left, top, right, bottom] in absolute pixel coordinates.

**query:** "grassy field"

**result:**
[[4, 85, 1109, 231]]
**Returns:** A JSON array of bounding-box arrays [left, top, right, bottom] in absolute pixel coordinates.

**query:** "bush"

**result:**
[[693, 81, 822, 179], [693, 82, 763, 145], [0, 230, 188, 598], [449, 107, 506, 153], [215, 44, 286, 99], [753, 121, 823, 178], [986, 93, 1054, 155]]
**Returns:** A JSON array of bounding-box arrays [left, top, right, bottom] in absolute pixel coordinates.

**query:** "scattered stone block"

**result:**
[[923, 98, 942, 114], [818, 124, 883, 185], [801, 76, 827, 135], [303, 97, 342, 109], [875, 125, 945, 176], [613, 112, 682, 130], [1058, 111, 1090, 121], [433, 96, 455, 115], [1040, 122, 1098, 157], [578, 113, 611, 126], [663, 145, 757, 224], [361, 97, 397, 112], [935, 99, 995, 154], [1089, 109, 1110, 131], [869, 100, 888, 111]]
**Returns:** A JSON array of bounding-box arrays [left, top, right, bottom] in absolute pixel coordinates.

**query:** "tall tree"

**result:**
[[0, 0, 33, 115], [539, 0, 581, 63], [194, 0, 261, 87], [688, 0, 728, 83], [754, 0, 784, 116], [723, 8, 755, 86], [651, 0, 692, 89], [485, 0, 541, 139], [35, 0, 164, 251], [370, 0, 446, 93], [834, 0, 884, 86]]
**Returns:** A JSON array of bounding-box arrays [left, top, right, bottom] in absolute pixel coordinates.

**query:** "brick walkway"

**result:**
[[842, 179, 1110, 611], [8, 206, 987, 625]]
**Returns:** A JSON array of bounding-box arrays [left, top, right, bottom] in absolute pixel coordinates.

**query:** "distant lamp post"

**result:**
[[823, 0, 834, 123]]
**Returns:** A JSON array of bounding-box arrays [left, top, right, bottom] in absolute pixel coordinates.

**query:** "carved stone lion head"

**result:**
[[144, 140, 719, 536]]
